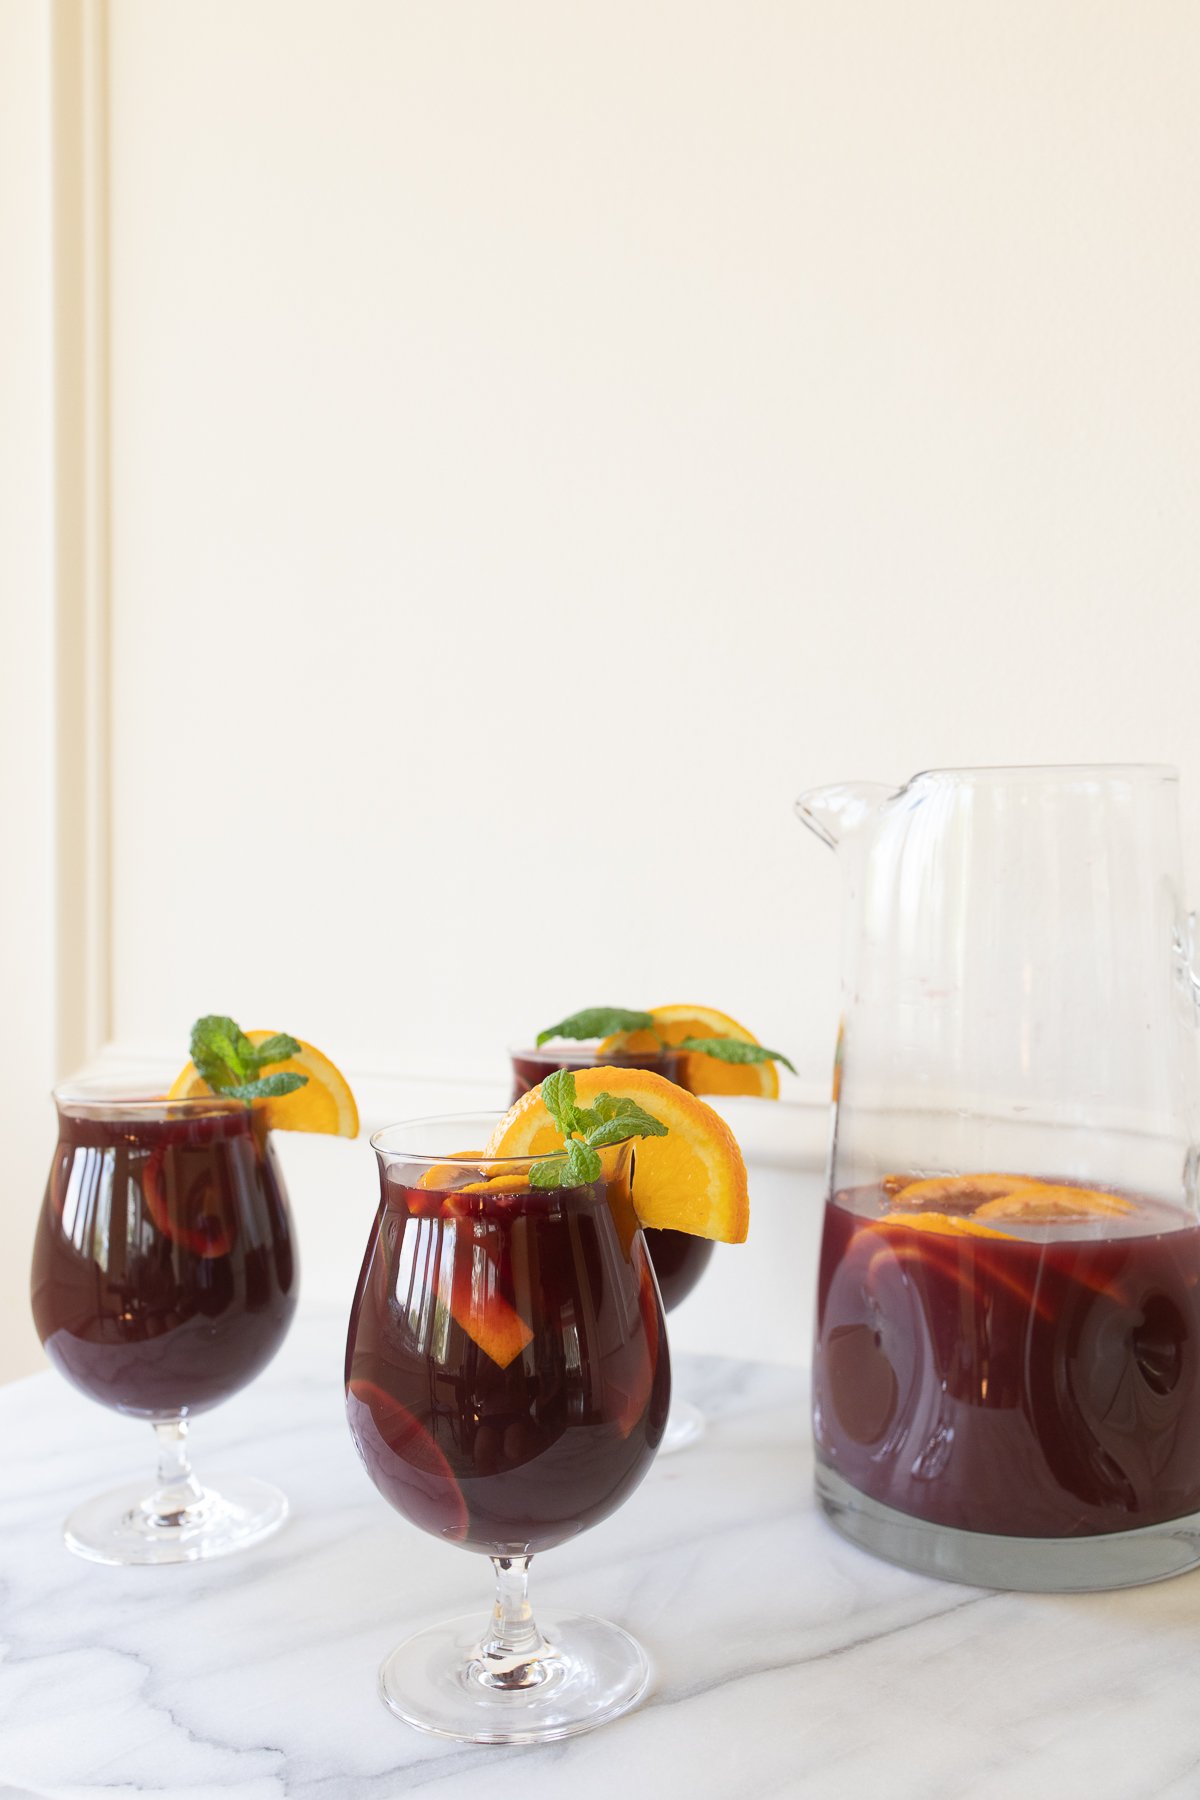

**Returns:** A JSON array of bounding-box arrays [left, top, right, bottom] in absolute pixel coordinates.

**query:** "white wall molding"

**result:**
[[50, 0, 111, 1076]]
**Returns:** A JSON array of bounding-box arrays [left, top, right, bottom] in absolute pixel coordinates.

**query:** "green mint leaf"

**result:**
[[585, 1115, 665, 1148], [583, 1093, 669, 1148], [248, 1032, 302, 1070], [220, 1071, 309, 1103], [586, 1093, 658, 1125], [190, 1015, 255, 1088], [679, 1035, 797, 1075], [529, 1138, 604, 1190], [540, 1068, 581, 1137], [528, 1157, 568, 1189], [536, 1007, 656, 1047], [564, 1137, 603, 1183], [188, 1016, 310, 1103]]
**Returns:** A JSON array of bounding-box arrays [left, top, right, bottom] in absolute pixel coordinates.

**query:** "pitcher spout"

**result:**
[[794, 782, 897, 851]]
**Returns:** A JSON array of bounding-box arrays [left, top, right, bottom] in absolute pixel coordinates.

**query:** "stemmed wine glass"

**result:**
[[31, 1077, 298, 1564], [345, 1114, 670, 1743]]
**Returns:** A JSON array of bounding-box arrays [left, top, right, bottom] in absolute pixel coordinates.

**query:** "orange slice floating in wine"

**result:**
[[409, 1166, 535, 1364], [891, 1173, 1039, 1209], [447, 1253, 534, 1369], [141, 1144, 236, 1259], [876, 1210, 1012, 1239], [346, 1378, 468, 1541], [976, 1185, 1134, 1221], [866, 1214, 1052, 1319]]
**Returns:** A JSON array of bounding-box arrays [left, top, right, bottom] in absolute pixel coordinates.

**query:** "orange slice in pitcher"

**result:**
[[169, 1031, 359, 1136], [891, 1173, 1039, 1210], [597, 1004, 780, 1099], [976, 1185, 1134, 1222], [486, 1066, 750, 1243], [876, 1210, 1011, 1240]]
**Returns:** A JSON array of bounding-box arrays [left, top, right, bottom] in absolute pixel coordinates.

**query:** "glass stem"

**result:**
[[146, 1417, 206, 1527], [477, 1555, 552, 1689]]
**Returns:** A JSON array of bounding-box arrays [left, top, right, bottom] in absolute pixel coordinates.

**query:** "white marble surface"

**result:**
[[5, 1311, 1200, 1800]]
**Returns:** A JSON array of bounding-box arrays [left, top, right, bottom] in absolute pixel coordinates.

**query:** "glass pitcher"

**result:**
[[797, 765, 1200, 1591]]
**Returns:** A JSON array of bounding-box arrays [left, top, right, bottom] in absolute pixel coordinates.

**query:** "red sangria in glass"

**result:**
[[511, 1037, 722, 1450], [31, 1077, 298, 1564], [346, 1114, 669, 1743]]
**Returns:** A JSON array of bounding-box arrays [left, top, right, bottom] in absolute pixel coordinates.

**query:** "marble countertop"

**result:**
[[5, 1310, 1200, 1800]]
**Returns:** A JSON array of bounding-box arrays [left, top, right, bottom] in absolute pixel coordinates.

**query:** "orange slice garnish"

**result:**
[[891, 1173, 1039, 1209], [876, 1210, 1012, 1239], [484, 1066, 750, 1243], [168, 1031, 358, 1136], [976, 1185, 1134, 1221], [597, 1003, 780, 1099]]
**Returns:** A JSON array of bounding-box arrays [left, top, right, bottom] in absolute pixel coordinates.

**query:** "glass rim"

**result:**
[[506, 1043, 685, 1064], [908, 762, 1179, 783], [370, 1110, 633, 1171], [52, 1073, 246, 1116]]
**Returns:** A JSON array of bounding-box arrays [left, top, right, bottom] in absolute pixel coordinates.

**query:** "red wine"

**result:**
[[32, 1101, 297, 1420], [508, 1046, 688, 1108], [346, 1163, 669, 1555], [641, 1226, 715, 1311], [815, 1183, 1200, 1536]]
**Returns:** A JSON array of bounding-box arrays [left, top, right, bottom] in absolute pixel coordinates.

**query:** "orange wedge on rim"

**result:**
[[485, 1066, 750, 1243], [168, 1031, 359, 1137], [597, 1003, 780, 1100]]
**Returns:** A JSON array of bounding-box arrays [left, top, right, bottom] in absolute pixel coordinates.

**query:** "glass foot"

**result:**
[[816, 1461, 1200, 1593], [659, 1396, 706, 1456], [379, 1609, 650, 1744], [64, 1474, 288, 1566]]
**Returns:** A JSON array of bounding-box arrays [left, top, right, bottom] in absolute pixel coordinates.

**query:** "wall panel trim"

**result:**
[[50, 0, 111, 1073]]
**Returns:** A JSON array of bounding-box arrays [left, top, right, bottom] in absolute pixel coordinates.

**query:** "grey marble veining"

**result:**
[[4, 1310, 1200, 1799]]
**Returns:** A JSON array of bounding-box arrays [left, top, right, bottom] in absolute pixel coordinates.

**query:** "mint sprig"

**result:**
[[534, 1004, 795, 1075], [536, 1007, 655, 1046], [189, 1015, 308, 1105], [528, 1070, 668, 1190], [678, 1036, 797, 1075], [529, 1137, 603, 1189]]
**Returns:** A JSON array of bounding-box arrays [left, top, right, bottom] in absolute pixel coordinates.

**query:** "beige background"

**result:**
[[4, 0, 1200, 1380]]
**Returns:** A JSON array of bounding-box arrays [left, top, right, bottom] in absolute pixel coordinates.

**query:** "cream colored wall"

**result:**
[[6, 1, 1200, 1380], [103, 0, 1200, 1095]]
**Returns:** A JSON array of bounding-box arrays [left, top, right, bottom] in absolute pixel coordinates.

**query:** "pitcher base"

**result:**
[[815, 1462, 1200, 1593]]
